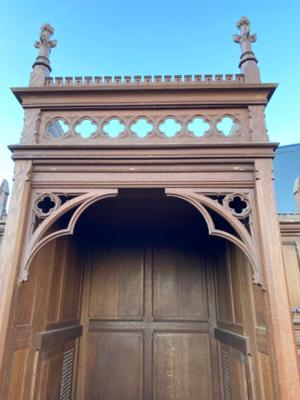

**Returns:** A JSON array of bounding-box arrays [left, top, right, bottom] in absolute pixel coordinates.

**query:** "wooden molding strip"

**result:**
[[37, 324, 82, 350], [214, 327, 251, 355]]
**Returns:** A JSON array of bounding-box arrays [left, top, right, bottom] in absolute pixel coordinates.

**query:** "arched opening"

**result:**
[[9, 189, 273, 400]]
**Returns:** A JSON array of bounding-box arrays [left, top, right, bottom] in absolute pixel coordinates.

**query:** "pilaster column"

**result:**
[[255, 158, 300, 399], [0, 160, 32, 372]]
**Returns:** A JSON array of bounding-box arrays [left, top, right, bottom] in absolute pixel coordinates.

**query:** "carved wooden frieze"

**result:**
[[37, 109, 251, 144]]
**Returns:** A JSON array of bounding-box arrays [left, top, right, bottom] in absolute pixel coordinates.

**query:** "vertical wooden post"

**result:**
[[255, 158, 300, 399], [0, 160, 32, 374]]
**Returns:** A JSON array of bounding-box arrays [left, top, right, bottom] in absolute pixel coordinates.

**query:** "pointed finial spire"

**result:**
[[30, 24, 57, 86], [293, 177, 300, 214], [233, 17, 260, 83], [0, 180, 9, 216]]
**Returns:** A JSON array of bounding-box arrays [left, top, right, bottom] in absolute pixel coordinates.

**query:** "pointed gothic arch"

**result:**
[[20, 188, 261, 286]]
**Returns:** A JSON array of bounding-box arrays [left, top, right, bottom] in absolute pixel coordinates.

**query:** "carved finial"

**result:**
[[30, 24, 57, 86], [34, 24, 57, 62], [233, 17, 260, 83], [0, 180, 9, 216], [293, 177, 300, 214]]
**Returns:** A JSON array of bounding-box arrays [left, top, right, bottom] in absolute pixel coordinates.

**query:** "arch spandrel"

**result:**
[[19, 189, 118, 282], [20, 187, 264, 287], [165, 188, 264, 287]]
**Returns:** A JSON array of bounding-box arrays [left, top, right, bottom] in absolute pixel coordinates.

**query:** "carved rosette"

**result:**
[[33, 193, 61, 218], [223, 193, 251, 219]]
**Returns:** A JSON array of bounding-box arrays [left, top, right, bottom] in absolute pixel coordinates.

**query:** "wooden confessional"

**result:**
[[0, 20, 300, 400]]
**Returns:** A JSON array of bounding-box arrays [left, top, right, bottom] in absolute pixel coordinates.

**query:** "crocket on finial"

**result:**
[[233, 17, 260, 83]]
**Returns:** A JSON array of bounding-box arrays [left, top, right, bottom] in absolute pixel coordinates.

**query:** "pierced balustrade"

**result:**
[[39, 111, 250, 144]]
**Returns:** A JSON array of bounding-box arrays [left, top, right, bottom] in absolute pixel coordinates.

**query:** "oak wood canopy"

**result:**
[[0, 19, 299, 400]]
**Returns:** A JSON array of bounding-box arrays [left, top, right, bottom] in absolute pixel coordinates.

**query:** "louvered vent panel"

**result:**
[[59, 348, 74, 400], [221, 347, 231, 400]]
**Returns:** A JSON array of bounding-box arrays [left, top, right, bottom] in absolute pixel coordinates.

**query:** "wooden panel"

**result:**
[[215, 247, 234, 323], [229, 348, 249, 400], [153, 243, 208, 321], [252, 284, 266, 327], [258, 352, 275, 400], [282, 245, 300, 308], [7, 349, 28, 400], [60, 239, 83, 322], [255, 327, 269, 354], [228, 245, 243, 324], [80, 228, 217, 399], [47, 238, 67, 323], [85, 332, 143, 400], [44, 352, 64, 400], [90, 246, 144, 320], [14, 324, 31, 350], [15, 263, 38, 325], [153, 332, 212, 400], [217, 321, 244, 335]]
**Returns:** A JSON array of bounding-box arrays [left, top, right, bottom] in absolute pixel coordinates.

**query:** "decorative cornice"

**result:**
[[11, 83, 277, 110]]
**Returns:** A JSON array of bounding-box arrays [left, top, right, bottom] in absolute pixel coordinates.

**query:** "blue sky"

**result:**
[[0, 0, 299, 186]]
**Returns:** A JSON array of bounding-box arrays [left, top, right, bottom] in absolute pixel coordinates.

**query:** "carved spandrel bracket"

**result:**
[[19, 190, 118, 282], [165, 188, 264, 288]]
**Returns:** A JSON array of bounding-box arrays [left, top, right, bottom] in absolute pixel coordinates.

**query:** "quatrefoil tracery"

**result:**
[[33, 193, 61, 218], [32, 193, 80, 233], [223, 193, 251, 219], [45, 114, 241, 140]]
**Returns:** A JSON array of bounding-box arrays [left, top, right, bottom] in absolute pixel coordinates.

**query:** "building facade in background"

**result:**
[[274, 143, 300, 213]]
